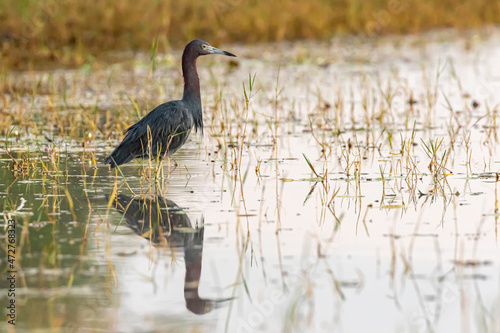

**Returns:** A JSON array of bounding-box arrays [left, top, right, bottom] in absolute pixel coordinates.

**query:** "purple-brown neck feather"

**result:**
[[181, 43, 203, 132], [182, 46, 200, 102]]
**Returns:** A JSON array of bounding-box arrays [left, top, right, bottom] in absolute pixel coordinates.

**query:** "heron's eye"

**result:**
[[202, 45, 207, 50]]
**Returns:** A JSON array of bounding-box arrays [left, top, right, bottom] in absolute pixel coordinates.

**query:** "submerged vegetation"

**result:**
[[1, 0, 500, 68]]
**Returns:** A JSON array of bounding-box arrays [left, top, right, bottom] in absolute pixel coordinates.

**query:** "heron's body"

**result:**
[[104, 40, 235, 168], [105, 100, 194, 166]]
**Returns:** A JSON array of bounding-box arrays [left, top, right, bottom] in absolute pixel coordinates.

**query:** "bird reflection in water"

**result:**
[[109, 194, 231, 315]]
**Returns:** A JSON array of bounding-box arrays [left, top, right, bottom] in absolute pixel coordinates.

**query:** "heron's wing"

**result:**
[[122, 101, 193, 156], [125, 101, 192, 140]]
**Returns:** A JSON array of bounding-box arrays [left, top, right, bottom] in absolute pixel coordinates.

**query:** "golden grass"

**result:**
[[1, 0, 500, 69]]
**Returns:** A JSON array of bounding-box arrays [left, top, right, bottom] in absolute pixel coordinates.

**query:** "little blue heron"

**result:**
[[104, 39, 236, 168]]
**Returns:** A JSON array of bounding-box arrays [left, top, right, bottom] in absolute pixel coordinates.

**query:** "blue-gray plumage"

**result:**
[[104, 39, 236, 168]]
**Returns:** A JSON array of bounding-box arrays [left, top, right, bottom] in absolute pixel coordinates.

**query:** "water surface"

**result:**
[[1, 28, 500, 332]]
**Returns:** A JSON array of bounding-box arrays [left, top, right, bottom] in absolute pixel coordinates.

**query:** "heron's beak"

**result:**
[[208, 46, 236, 57]]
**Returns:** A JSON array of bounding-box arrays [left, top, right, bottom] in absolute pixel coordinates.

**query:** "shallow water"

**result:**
[[1, 28, 500, 332]]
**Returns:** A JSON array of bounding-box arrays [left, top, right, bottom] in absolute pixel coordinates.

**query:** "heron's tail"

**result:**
[[104, 146, 135, 168]]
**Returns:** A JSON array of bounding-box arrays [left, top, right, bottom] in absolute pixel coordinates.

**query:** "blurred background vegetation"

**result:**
[[1, 0, 499, 69]]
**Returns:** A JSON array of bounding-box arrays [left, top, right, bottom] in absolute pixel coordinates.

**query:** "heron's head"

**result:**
[[188, 39, 236, 57]]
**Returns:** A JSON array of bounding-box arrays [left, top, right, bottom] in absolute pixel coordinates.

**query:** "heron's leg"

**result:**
[[156, 158, 163, 180], [170, 157, 179, 173], [160, 158, 165, 179]]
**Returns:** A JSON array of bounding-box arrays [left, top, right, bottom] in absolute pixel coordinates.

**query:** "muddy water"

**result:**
[[1, 28, 500, 332]]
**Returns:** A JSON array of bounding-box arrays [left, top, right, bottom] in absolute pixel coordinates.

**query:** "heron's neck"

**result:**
[[181, 50, 203, 132], [182, 53, 201, 107]]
